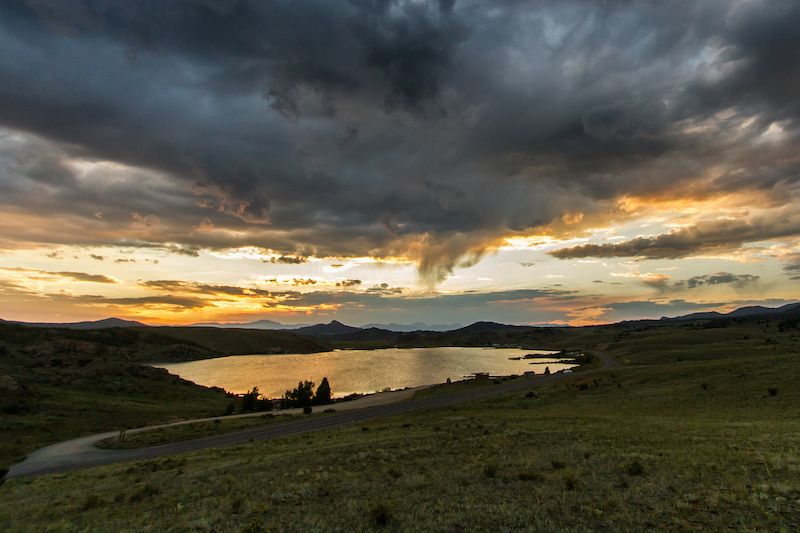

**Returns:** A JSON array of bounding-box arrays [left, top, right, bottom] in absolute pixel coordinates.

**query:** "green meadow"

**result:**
[[2, 318, 799, 532]]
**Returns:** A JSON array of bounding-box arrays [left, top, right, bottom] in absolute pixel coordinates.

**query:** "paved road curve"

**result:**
[[7, 352, 615, 479]]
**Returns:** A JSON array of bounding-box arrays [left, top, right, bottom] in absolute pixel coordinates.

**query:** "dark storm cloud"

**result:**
[[336, 279, 362, 287], [266, 256, 309, 265], [139, 280, 272, 297], [63, 294, 213, 310], [779, 253, 800, 280], [1, 267, 116, 284], [550, 213, 800, 260], [54, 271, 117, 284], [2, 1, 800, 279], [677, 272, 759, 290]]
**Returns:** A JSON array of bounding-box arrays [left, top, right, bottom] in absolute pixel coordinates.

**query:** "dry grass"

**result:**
[[95, 411, 330, 450], [3, 349, 799, 532]]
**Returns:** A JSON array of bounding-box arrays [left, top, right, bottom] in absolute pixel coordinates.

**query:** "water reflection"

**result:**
[[154, 347, 574, 398]]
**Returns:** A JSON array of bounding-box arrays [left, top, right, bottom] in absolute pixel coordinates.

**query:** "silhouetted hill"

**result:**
[[289, 320, 363, 336], [456, 321, 531, 333], [188, 319, 289, 330], [359, 322, 463, 332], [139, 326, 330, 356], [0, 317, 146, 329], [662, 302, 800, 322], [322, 327, 401, 344]]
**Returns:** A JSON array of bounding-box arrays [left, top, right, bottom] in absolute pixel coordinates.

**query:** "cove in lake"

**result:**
[[154, 347, 575, 398]]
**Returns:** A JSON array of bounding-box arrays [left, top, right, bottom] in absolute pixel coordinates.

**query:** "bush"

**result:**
[[387, 466, 402, 479], [82, 493, 103, 511], [518, 471, 543, 482], [625, 460, 644, 476], [303, 405, 313, 414], [368, 501, 395, 527], [768, 387, 778, 397], [483, 463, 498, 478]]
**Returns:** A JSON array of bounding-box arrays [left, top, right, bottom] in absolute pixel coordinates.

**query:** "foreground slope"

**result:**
[[2, 318, 799, 531]]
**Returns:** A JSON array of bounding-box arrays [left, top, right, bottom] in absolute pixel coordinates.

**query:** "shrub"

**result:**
[[551, 460, 566, 470], [483, 463, 498, 478], [387, 466, 403, 479], [518, 471, 543, 482], [625, 461, 644, 476], [128, 483, 160, 502], [82, 493, 103, 511], [368, 501, 395, 527], [242, 516, 264, 533], [701, 382, 708, 390], [544, 366, 551, 375], [768, 387, 778, 397], [303, 405, 313, 414]]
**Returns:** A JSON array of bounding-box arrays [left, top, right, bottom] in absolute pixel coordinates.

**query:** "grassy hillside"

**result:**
[[2, 319, 799, 531], [0, 323, 335, 468], [138, 326, 330, 358], [0, 323, 237, 468]]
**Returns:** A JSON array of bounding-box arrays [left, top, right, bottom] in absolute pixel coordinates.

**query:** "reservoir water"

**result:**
[[154, 347, 574, 398]]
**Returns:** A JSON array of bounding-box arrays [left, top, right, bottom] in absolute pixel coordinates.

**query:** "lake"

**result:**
[[153, 347, 575, 398]]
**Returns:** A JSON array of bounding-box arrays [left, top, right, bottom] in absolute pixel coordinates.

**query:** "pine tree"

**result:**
[[314, 377, 332, 405]]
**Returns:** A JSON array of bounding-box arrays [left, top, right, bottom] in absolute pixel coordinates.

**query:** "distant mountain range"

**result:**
[[187, 319, 462, 332], [661, 302, 800, 321], [0, 317, 146, 329], [360, 322, 463, 332], [188, 319, 307, 330], [2, 301, 798, 332]]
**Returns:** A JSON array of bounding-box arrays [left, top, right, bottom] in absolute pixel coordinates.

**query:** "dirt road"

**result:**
[[7, 352, 615, 479]]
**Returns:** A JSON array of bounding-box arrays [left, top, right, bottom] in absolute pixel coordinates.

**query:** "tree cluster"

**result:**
[[284, 377, 332, 408]]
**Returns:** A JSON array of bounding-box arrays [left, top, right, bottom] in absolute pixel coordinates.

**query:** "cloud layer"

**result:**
[[1, 1, 799, 279]]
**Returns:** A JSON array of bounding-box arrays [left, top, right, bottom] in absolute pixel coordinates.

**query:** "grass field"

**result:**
[[3, 341, 799, 531], [95, 411, 335, 451], [0, 323, 237, 468]]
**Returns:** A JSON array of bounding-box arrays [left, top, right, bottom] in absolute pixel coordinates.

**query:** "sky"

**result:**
[[1, 0, 799, 327]]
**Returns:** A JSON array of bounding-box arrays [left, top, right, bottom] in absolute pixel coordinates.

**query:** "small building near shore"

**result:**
[[269, 398, 288, 410]]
